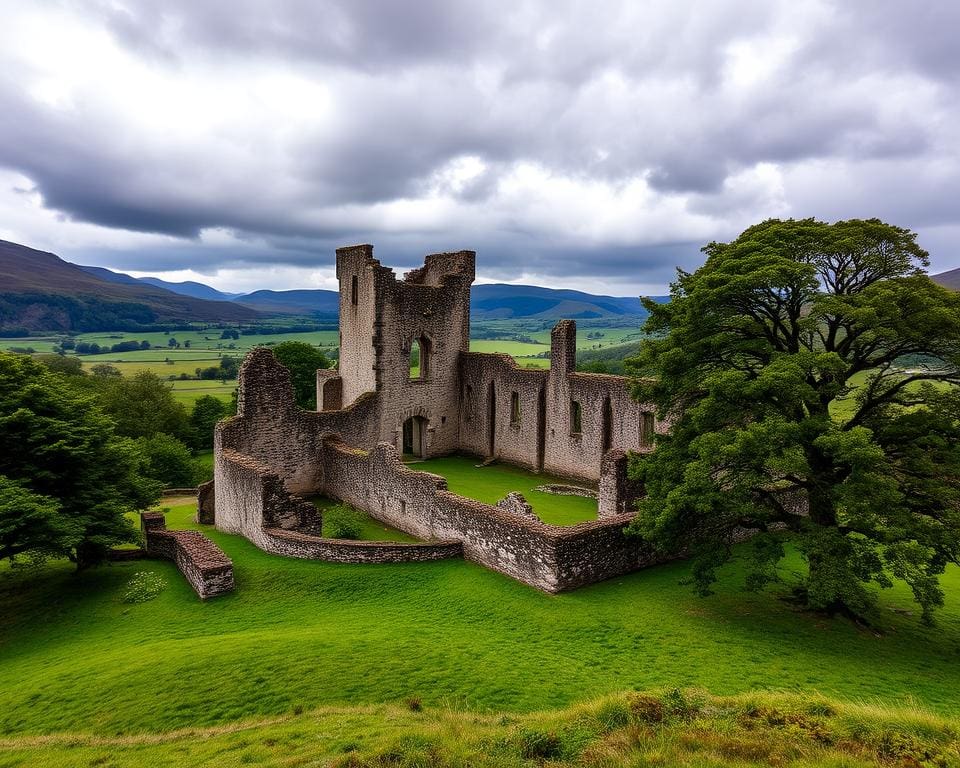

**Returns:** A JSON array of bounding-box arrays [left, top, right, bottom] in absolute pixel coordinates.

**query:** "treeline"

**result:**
[[0, 352, 228, 569], [576, 341, 641, 375], [0, 293, 157, 332]]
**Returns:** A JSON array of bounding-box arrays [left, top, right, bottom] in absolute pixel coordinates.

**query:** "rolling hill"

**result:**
[[233, 289, 340, 316], [0, 239, 259, 331], [80, 265, 241, 301], [78, 264, 657, 320], [471, 283, 649, 319], [932, 267, 960, 291]]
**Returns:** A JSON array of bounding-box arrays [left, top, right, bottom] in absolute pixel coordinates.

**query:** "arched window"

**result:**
[[570, 400, 583, 435], [351, 275, 358, 306], [510, 391, 521, 425], [410, 336, 430, 380], [640, 411, 655, 447]]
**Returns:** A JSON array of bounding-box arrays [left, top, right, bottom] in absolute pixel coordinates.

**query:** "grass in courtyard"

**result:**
[[1, 501, 959, 738], [311, 497, 419, 542], [409, 455, 598, 525], [0, 502, 959, 738], [3, 689, 957, 767]]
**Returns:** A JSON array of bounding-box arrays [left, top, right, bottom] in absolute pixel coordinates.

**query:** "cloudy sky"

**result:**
[[0, 0, 958, 295]]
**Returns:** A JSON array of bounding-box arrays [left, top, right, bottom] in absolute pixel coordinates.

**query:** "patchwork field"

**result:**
[[1, 501, 959, 744]]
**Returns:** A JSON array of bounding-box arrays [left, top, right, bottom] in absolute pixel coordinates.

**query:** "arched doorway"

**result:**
[[403, 415, 428, 458]]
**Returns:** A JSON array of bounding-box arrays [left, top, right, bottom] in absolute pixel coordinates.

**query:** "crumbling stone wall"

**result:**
[[458, 352, 547, 470], [141, 511, 234, 599], [215, 447, 462, 563], [319, 439, 661, 592], [210, 245, 673, 592], [331, 244, 474, 458]]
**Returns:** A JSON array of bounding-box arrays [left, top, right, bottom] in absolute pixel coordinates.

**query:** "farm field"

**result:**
[[410, 455, 597, 525], [1, 501, 958, 741]]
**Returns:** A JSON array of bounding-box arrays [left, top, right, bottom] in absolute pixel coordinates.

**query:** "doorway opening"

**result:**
[[403, 415, 428, 458]]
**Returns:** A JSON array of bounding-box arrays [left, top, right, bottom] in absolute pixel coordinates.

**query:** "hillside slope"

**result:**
[[234, 288, 340, 315], [80, 265, 239, 301], [0, 240, 258, 330], [933, 267, 960, 290], [471, 283, 649, 318]]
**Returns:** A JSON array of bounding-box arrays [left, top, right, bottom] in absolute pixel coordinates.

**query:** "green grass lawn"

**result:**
[[2, 502, 957, 739], [311, 497, 419, 542], [409, 455, 598, 525]]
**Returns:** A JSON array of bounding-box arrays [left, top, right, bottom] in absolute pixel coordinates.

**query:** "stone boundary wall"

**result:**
[[162, 487, 198, 496], [319, 439, 660, 592], [140, 511, 234, 599], [535, 483, 598, 498], [215, 449, 463, 564]]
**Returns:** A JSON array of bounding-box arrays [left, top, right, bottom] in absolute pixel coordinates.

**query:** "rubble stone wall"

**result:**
[[319, 439, 658, 592], [215, 448, 462, 564], [140, 511, 234, 599]]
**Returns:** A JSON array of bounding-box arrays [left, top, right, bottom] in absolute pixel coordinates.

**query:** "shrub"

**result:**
[[324, 504, 364, 540], [595, 699, 630, 732], [121, 571, 167, 603], [517, 728, 563, 760]]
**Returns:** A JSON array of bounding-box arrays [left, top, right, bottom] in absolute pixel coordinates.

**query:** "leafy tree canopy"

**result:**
[[91, 370, 191, 442], [0, 352, 160, 568], [627, 218, 960, 623], [271, 341, 331, 410], [190, 394, 228, 450]]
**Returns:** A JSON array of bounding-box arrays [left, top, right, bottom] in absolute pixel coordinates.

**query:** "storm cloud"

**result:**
[[0, 0, 957, 293]]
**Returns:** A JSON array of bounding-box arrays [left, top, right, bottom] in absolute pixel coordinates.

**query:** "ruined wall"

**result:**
[[141, 511, 234, 599], [457, 320, 662, 483], [320, 439, 659, 592], [215, 447, 462, 564], [328, 245, 474, 459], [336, 244, 380, 406], [458, 353, 547, 470], [542, 320, 662, 482]]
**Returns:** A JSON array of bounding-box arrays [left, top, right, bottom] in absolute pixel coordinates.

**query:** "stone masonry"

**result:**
[[210, 245, 660, 592]]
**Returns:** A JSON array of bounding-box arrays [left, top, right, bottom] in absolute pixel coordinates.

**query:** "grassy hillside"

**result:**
[[1, 502, 958, 741], [3, 689, 957, 767], [0, 240, 257, 330]]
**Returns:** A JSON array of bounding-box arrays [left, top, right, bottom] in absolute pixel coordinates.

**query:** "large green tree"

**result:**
[[271, 341, 331, 410], [0, 352, 160, 568], [627, 218, 960, 623], [93, 370, 191, 442]]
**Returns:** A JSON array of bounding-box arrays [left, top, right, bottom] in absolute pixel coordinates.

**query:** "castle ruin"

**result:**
[[209, 245, 668, 592]]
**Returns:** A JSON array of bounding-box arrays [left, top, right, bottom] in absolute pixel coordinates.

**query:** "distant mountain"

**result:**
[[234, 289, 341, 316], [0, 239, 259, 331], [79, 265, 241, 301], [471, 284, 653, 319], [932, 268, 960, 291]]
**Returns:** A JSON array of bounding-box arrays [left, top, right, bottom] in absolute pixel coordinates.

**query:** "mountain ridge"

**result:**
[[0, 239, 258, 330]]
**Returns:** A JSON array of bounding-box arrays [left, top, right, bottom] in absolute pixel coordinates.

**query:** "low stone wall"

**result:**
[[262, 528, 462, 563], [140, 512, 234, 599], [215, 449, 463, 564], [319, 439, 660, 592], [534, 483, 598, 499]]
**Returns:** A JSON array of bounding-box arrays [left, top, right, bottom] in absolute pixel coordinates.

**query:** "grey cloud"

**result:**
[[2, 0, 959, 286]]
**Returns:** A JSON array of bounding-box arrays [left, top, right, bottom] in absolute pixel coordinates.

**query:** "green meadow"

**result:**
[[1, 501, 959, 743]]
